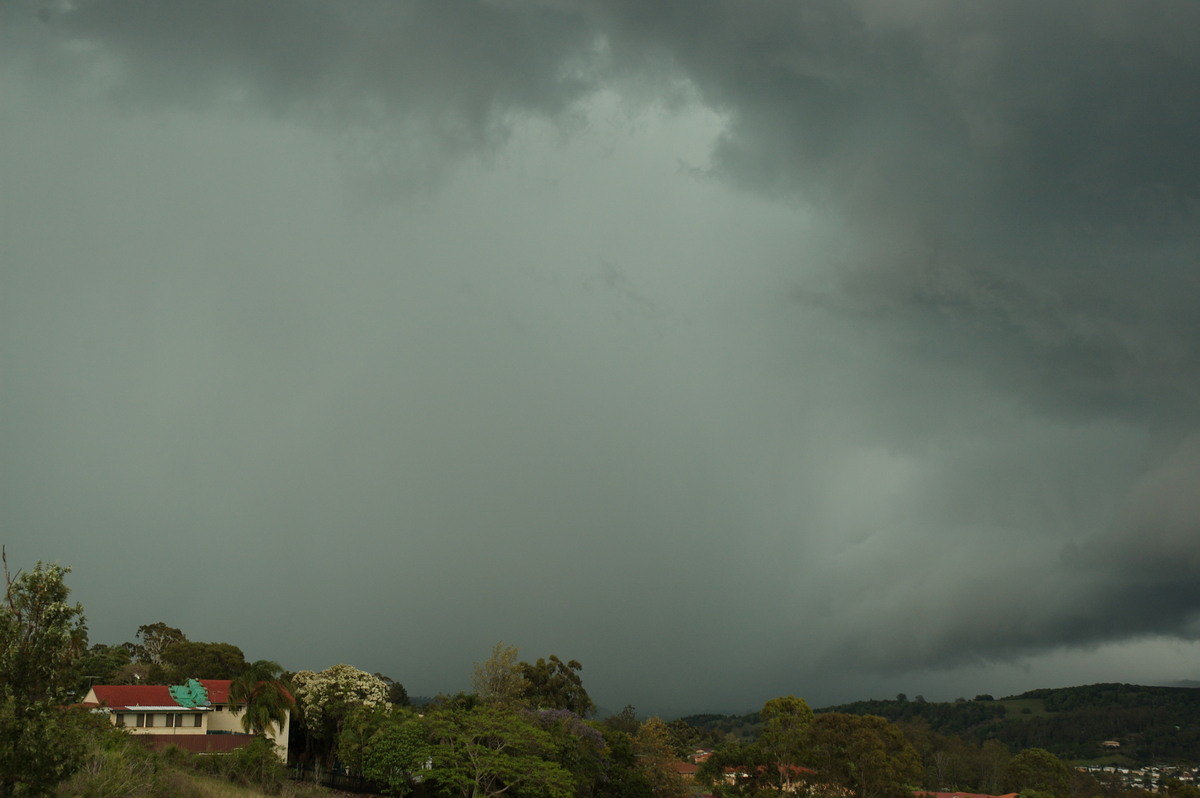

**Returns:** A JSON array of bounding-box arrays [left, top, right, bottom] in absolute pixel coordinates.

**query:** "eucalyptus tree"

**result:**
[[758, 695, 816, 793], [634, 717, 690, 798], [519, 655, 595, 717], [129, 621, 186, 666], [161, 640, 249, 682], [472, 641, 528, 709]]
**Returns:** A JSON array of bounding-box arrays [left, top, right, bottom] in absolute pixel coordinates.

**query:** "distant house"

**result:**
[[81, 679, 289, 761], [721, 763, 821, 793], [672, 760, 701, 780]]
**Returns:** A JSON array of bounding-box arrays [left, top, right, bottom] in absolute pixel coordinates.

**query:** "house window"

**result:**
[[145, 714, 155, 728], [135, 713, 146, 727], [115, 714, 126, 728], [215, 705, 223, 712], [192, 714, 202, 727]]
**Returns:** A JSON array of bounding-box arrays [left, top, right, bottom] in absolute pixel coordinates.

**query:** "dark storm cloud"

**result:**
[[599, 0, 1200, 410], [587, 0, 1200, 670], [33, 0, 1200, 389], [26, 0, 606, 188], [6, 0, 1200, 708], [592, 0, 1200, 628]]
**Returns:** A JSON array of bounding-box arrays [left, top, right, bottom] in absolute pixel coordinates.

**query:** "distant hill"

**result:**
[[680, 683, 1200, 764], [674, 711, 763, 743], [995, 684, 1200, 762], [817, 695, 1009, 737], [1166, 680, 1200, 689]]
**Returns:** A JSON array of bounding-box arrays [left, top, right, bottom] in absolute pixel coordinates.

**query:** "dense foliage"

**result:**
[[0, 558, 90, 797]]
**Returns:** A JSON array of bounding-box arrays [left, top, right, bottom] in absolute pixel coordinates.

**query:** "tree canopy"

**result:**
[[519, 654, 596, 717], [359, 717, 432, 797], [759, 695, 815, 792], [425, 704, 574, 798], [130, 621, 186, 666], [0, 555, 90, 796], [810, 712, 923, 798], [160, 640, 249, 682], [472, 641, 527, 709], [293, 662, 390, 757], [1005, 747, 1072, 798]]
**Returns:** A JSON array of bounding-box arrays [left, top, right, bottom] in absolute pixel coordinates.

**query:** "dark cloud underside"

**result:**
[[3, 0, 1200, 711]]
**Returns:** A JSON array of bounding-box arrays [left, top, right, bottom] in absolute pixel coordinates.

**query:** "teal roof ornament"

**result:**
[[169, 678, 209, 708]]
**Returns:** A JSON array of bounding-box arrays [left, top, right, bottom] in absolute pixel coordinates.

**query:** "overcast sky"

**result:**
[[4, 0, 1200, 716]]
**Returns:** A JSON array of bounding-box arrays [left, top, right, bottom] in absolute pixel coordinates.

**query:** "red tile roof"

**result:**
[[88, 680, 235, 710], [88, 684, 173, 710], [204, 680, 233, 704]]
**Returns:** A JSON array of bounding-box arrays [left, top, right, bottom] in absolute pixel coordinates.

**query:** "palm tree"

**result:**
[[227, 659, 296, 737]]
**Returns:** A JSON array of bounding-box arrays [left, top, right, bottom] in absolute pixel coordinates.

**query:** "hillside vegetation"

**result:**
[[679, 684, 1200, 765], [825, 684, 1200, 764]]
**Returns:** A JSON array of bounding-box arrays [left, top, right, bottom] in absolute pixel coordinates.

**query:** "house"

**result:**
[[672, 760, 701, 780], [81, 678, 290, 761], [720, 763, 821, 793]]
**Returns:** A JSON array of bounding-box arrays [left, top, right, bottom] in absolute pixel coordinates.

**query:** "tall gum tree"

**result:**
[[472, 641, 528, 709], [758, 695, 816, 793], [518, 655, 595, 717]]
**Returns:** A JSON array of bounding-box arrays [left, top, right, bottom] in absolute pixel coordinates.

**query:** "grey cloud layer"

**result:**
[[37, 0, 1199, 411], [4, 0, 1200, 709], [603, 1, 1200, 668]]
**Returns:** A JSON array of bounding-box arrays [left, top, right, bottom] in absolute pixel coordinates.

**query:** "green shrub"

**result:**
[[222, 736, 287, 794], [56, 726, 205, 798]]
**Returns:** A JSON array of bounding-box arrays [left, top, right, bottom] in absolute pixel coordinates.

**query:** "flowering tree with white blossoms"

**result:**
[[292, 663, 389, 761]]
